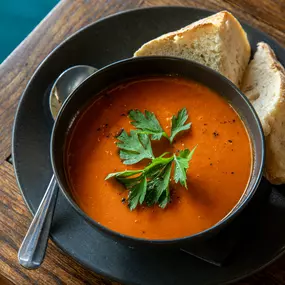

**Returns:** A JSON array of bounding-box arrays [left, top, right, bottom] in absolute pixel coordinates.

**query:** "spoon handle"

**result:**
[[18, 175, 58, 269]]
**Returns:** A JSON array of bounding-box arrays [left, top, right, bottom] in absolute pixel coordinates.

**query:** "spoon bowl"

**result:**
[[50, 65, 97, 119]]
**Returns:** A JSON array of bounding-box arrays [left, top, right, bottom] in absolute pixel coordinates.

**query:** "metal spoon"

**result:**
[[18, 65, 97, 269], [49, 65, 97, 119]]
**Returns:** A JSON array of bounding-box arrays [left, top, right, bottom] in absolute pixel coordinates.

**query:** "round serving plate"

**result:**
[[12, 6, 285, 285]]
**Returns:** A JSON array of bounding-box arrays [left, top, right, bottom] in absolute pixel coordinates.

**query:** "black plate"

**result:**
[[13, 7, 285, 285]]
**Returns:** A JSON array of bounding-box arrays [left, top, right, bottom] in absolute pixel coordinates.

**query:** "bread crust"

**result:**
[[242, 42, 285, 184], [134, 11, 250, 87]]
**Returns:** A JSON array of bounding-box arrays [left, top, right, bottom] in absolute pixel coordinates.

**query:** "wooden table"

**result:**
[[1, 0, 285, 284]]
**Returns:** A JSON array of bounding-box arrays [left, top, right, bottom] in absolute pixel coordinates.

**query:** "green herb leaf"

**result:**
[[145, 162, 172, 208], [117, 174, 143, 190], [117, 130, 154, 165], [128, 176, 147, 210], [144, 153, 173, 177], [106, 155, 174, 210], [129, 109, 167, 140], [158, 189, 170, 209], [173, 146, 197, 188], [169, 108, 191, 143]]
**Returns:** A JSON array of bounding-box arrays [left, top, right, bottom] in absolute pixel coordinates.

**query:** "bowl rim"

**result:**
[[51, 56, 265, 245]]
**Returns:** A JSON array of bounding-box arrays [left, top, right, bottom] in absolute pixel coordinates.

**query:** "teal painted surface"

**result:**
[[0, 0, 59, 62]]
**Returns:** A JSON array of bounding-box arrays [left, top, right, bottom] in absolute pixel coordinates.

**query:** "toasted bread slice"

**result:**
[[241, 42, 285, 184], [134, 11, 250, 87]]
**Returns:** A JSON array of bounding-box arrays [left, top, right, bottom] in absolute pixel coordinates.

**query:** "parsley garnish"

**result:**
[[106, 153, 177, 210], [173, 147, 197, 188], [106, 108, 196, 210], [170, 107, 191, 143], [106, 150, 196, 210], [117, 130, 154, 165], [129, 108, 191, 142], [129, 110, 167, 140]]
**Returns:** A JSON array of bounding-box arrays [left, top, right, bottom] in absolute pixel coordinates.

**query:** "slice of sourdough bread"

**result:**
[[134, 11, 250, 87], [241, 42, 285, 184]]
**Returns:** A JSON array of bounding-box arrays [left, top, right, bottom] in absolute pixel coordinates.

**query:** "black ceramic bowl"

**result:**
[[51, 56, 265, 246]]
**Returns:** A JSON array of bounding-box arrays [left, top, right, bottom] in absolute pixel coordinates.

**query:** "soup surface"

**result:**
[[66, 77, 252, 239]]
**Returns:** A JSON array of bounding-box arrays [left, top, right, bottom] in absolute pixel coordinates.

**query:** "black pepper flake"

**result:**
[[121, 198, 126, 203], [204, 123, 207, 126], [233, 119, 236, 123], [116, 128, 124, 137], [228, 140, 233, 143], [210, 163, 213, 166], [97, 127, 101, 131], [231, 172, 235, 174], [213, 131, 219, 137], [142, 231, 146, 234], [121, 113, 126, 116]]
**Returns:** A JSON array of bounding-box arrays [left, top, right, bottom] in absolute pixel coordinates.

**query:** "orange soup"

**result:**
[[66, 77, 252, 240]]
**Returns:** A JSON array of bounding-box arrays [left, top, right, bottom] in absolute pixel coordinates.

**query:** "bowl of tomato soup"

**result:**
[[51, 57, 264, 245]]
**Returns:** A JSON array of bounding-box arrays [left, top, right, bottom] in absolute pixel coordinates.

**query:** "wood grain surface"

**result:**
[[0, 0, 285, 284]]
